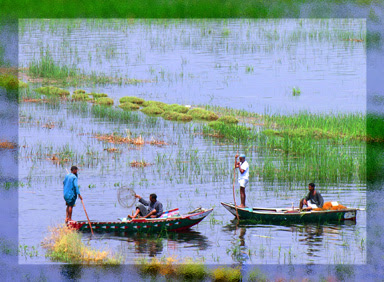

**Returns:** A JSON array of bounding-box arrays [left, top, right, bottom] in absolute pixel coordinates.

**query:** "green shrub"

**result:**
[[95, 97, 114, 106], [90, 93, 108, 98], [34, 86, 70, 97], [73, 89, 86, 94], [218, 115, 239, 124], [119, 96, 145, 105], [188, 108, 219, 121], [141, 106, 165, 115], [142, 100, 168, 108], [72, 93, 90, 101], [119, 102, 140, 111], [162, 111, 193, 122], [164, 104, 189, 113]]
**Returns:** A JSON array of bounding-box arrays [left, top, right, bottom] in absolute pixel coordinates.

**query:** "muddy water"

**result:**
[[18, 19, 366, 265]]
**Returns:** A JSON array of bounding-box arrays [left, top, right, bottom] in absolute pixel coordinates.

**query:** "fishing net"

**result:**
[[117, 187, 136, 208]]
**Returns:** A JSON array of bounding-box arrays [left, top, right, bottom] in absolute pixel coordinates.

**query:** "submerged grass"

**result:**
[[42, 224, 121, 264]]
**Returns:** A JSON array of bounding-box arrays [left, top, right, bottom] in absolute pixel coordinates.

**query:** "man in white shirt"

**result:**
[[235, 153, 249, 208]]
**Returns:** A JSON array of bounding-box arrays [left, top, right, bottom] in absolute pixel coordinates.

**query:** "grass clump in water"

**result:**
[[248, 268, 268, 282], [212, 267, 242, 282], [162, 111, 193, 122], [164, 104, 189, 113], [142, 100, 168, 108], [141, 106, 165, 115], [34, 86, 70, 97], [90, 93, 108, 98], [188, 108, 219, 121], [119, 96, 145, 105], [0, 74, 24, 90], [95, 97, 114, 106], [175, 258, 207, 280], [206, 122, 253, 140], [73, 89, 86, 94], [91, 105, 140, 123], [72, 93, 90, 101], [42, 224, 121, 264], [217, 115, 239, 124], [119, 102, 140, 111], [28, 53, 79, 79]]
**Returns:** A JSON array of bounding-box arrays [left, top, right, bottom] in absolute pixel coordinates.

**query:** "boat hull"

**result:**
[[221, 202, 357, 224], [68, 208, 213, 233]]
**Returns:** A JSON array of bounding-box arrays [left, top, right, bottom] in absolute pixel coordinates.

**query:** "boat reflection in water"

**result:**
[[84, 230, 210, 258], [222, 220, 357, 264]]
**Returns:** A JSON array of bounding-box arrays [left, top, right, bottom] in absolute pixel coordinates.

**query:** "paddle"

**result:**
[[233, 152, 240, 221], [80, 197, 94, 235]]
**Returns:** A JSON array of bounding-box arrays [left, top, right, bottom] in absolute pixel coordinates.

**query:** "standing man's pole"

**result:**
[[80, 198, 94, 235], [233, 153, 240, 220]]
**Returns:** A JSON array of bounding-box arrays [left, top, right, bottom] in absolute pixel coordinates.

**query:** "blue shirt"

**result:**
[[63, 173, 80, 201]]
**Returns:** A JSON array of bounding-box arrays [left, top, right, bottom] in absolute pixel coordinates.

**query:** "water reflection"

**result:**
[[84, 230, 210, 258]]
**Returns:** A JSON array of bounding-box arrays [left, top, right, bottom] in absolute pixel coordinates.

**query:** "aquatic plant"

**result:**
[[212, 267, 242, 281], [217, 115, 239, 124], [42, 224, 121, 264], [141, 105, 165, 115], [130, 160, 152, 167], [91, 105, 140, 123], [119, 102, 140, 111], [34, 86, 70, 97], [72, 93, 90, 101], [188, 108, 219, 121], [0, 140, 16, 149], [90, 92, 108, 98], [142, 100, 168, 108], [162, 111, 193, 122], [0, 74, 22, 90], [175, 258, 207, 280], [164, 104, 189, 113], [248, 268, 268, 282], [95, 97, 114, 106], [73, 89, 86, 94], [292, 87, 301, 96], [119, 96, 145, 105]]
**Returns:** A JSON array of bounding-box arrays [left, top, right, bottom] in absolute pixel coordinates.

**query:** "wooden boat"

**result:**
[[68, 207, 213, 232], [221, 202, 359, 224]]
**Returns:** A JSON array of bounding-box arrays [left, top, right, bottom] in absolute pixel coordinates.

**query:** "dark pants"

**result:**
[[136, 204, 150, 217]]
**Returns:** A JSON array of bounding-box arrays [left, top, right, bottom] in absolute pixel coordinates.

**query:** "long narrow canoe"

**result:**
[[68, 208, 213, 232], [221, 202, 358, 224]]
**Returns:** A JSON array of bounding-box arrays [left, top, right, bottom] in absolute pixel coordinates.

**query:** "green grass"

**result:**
[[162, 111, 193, 122], [73, 89, 86, 94], [142, 100, 168, 108], [95, 97, 114, 106], [91, 105, 140, 123], [164, 104, 189, 113], [141, 105, 165, 115], [71, 93, 90, 101], [119, 96, 145, 105], [119, 102, 140, 111], [90, 92, 108, 98], [0, 73, 21, 90], [217, 115, 239, 124], [34, 86, 70, 97], [188, 108, 219, 121], [367, 113, 384, 142]]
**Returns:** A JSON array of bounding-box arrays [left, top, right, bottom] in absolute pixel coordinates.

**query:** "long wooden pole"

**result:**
[[233, 153, 240, 221], [81, 198, 94, 235]]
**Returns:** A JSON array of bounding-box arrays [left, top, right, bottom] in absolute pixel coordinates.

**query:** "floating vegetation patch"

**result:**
[[142, 100, 167, 108], [162, 111, 193, 122], [141, 105, 165, 115], [0, 140, 17, 149], [94, 133, 144, 145], [164, 104, 189, 113], [95, 97, 114, 106], [130, 160, 152, 168], [212, 267, 242, 281], [217, 115, 239, 124], [72, 93, 91, 101], [119, 102, 140, 111], [90, 92, 108, 98], [34, 86, 70, 97], [119, 96, 145, 105], [42, 224, 121, 264], [104, 147, 120, 153], [73, 89, 86, 94], [188, 108, 219, 121]]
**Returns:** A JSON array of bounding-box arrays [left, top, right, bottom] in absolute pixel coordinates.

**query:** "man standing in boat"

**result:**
[[235, 154, 249, 208], [128, 193, 163, 219], [299, 183, 324, 211], [63, 166, 82, 223]]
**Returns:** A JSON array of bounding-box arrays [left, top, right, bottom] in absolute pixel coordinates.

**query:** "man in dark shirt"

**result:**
[[127, 193, 163, 220], [299, 183, 324, 211]]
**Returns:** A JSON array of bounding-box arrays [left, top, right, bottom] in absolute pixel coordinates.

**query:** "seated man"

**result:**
[[299, 183, 324, 211], [128, 193, 163, 219]]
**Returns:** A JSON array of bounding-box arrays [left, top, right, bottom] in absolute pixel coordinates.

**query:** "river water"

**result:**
[[18, 19, 366, 265]]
